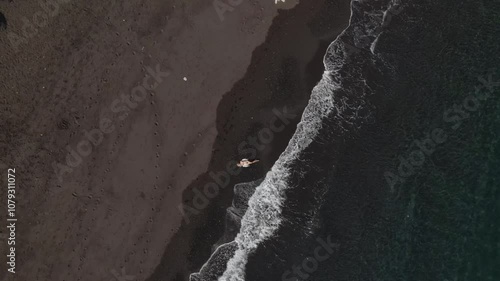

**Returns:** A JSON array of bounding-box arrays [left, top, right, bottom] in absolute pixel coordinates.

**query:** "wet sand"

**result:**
[[148, 0, 351, 280]]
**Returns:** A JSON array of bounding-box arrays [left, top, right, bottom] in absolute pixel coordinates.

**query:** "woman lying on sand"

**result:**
[[237, 159, 260, 168]]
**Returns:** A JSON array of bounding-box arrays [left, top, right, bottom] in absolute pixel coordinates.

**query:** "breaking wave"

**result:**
[[192, 0, 403, 280], [219, 61, 342, 281]]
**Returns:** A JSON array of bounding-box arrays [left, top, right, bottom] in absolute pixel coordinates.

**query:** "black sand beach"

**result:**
[[0, 0, 293, 280], [4, 0, 498, 280], [146, 1, 351, 280]]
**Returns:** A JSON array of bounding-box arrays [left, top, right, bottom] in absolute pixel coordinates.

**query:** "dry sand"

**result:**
[[0, 0, 284, 280]]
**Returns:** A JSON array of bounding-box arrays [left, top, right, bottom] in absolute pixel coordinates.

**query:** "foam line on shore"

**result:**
[[216, 2, 358, 280]]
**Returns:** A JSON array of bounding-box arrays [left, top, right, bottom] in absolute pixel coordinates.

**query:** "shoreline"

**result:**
[[146, 0, 352, 279]]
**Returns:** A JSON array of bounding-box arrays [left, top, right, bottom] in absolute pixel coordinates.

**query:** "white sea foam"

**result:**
[[219, 81, 340, 281], [191, 0, 404, 279], [217, 4, 358, 279]]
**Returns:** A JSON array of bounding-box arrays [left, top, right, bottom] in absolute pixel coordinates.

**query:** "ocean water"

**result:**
[[192, 0, 500, 280]]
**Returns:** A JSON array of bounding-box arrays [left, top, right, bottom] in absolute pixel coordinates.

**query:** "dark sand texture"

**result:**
[[1, 0, 279, 280]]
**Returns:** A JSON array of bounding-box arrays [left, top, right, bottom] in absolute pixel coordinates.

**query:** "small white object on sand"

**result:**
[[183, 77, 188, 81]]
